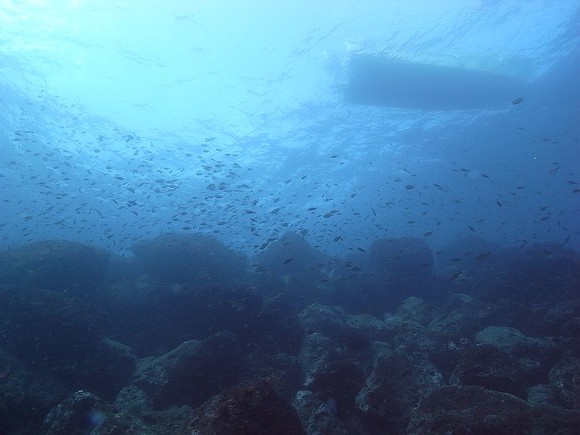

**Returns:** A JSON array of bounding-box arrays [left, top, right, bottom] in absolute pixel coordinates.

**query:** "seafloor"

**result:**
[[0, 233, 579, 434]]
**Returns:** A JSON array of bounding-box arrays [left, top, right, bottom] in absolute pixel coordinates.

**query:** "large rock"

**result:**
[[549, 356, 580, 409], [0, 350, 68, 435], [408, 386, 531, 434], [332, 237, 436, 314], [396, 296, 442, 326], [132, 232, 248, 285], [182, 379, 305, 435], [298, 304, 348, 338], [256, 231, 326, 275], [106, 283, 303, 356], [298, 303, 389, 348], [475, 325, 561, 385], [369, 236, 434, 287], [408, 385, 580, 434], [0, 285, 105, 384], [131, 331, 243, 409], [82, 337, 137, 400], [254, 232, 330, 309], [41, 389, 193, 435], [41, 390, 126, 435], [449, 344, 526, 397], [544, 299, 580, 336], [293, 390, 349, 435], [355, 342, 443, 433], [463, 242, 580, 306], [0, 240, 109, 295]]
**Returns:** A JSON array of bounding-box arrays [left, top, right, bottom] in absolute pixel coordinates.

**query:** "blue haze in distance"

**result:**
[[0, 0, 578, 259]]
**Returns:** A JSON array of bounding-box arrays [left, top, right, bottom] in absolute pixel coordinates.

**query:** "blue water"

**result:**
[[1, 0, 579, 258]]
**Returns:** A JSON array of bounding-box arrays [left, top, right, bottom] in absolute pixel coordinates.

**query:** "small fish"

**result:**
[[423, 231, 433, 237], [496, 198, 503, 207], [511, 97, 524, 105], [476, 252, 491, 261], [284, 258, 294, 264]]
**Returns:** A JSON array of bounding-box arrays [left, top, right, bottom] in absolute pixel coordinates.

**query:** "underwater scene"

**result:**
[[1, 1, 579, 434]]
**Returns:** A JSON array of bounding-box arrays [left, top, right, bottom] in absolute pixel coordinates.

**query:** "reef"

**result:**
[[0, 234, 578, 434]]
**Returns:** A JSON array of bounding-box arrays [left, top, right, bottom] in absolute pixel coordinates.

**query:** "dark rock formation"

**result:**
[[0, 236, 578, 434], [549, 356, 580, 409], [131, 331, 243, 409], [408, 385, 580, 434], [41, 389, 193, 435], [0, 240, 109, 295], [41, 390, 121, 435], [544, 299, 580, 336], [0, 285, 105, 385], [449, 344, 526, 397], [105, 283, 303, 355], [0, 350, 68, 435], [332, 237, 436, 315], [132, 232, 249, 285], [355, 343, 443, 433], [256, 231, 327, 276], [293, 390, 349, 435], [254, 232, 331, 309], [368, 236, 434, 285], [182, 379, 305, 434]]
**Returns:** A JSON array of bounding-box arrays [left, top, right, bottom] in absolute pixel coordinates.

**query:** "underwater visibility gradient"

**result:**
[[0, 1, 579, 434]]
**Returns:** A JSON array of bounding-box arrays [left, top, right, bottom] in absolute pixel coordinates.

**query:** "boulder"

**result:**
[[131, 331, 243, 409], [369, 236, 434, 288], [408, 385, 580, 434], [0, 350, 68, 435], [449, 344, 526, 397], [0, 285, 105, 385], [355, 342, 443, 433], [0, 240, 109, 295], [549, 356, 580, 409], [132, 232, 248, 285], [408, 386, 531, 434], [182, 379, 305, 434], [293, 390, 349, 435]]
